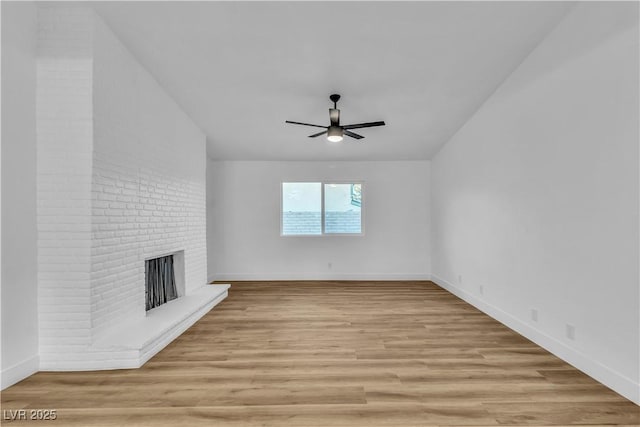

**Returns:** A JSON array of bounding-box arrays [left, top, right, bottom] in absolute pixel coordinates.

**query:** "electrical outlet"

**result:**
[[531, 308, 538, 322], [566, 324, 575, 340], [327, 262, 332, 269], [458, 275, 462, 284], [479, 285, 484, 296]]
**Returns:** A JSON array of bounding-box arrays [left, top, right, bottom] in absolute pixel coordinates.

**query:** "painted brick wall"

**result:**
[[36, 7, 207, 366], [37, 7, 95, 365], [90, 15, 206, 338]]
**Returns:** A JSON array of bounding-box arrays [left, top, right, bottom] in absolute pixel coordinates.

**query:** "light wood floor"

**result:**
[[2, 281, 638, 426]]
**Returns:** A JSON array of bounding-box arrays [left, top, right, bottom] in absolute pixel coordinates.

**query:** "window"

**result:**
[[281, 182, 322, 235], [281, 182, 363, 236]]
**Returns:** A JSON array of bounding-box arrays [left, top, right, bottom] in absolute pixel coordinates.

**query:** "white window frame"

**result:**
[[280, 180, 365, 237]]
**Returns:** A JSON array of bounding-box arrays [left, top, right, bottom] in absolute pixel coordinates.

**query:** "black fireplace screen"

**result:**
[[145, 255, 178, 311]]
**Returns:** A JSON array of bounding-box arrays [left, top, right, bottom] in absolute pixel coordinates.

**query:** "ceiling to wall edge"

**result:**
[[427, 4, 575, 162]]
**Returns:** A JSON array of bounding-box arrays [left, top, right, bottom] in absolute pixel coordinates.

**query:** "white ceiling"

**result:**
[[91, 1, 572, 161]]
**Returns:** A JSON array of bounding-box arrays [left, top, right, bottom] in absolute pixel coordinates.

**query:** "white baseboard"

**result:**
[[430, 274, 640, 405], [1, 355, 39, 390], [213, 273, 432, 281]]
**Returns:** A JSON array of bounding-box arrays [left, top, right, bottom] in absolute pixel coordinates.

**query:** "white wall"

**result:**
[[207, 161, 430, 280], [431, 2, 639, 404], [1, 2, 40, 389]]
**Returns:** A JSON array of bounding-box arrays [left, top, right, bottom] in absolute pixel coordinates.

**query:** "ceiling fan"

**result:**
[[285, 94, 385, 142]]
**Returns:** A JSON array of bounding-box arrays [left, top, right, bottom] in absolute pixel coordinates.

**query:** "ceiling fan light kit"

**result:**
[[327, 126, 343, 143], [286, 94, 385, 142]]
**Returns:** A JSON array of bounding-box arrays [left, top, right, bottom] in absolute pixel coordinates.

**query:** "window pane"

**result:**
[[324, 183, 362, 234], [282, 182, 322, 235]]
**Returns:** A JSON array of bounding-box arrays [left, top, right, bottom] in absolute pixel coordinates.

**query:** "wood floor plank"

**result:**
[[364, 383, 627, 403], [484, 401, 640, 425], [1, 280, 637, 426]]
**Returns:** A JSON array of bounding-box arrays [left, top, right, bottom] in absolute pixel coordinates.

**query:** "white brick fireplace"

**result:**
[[36, 6, 228, 370]]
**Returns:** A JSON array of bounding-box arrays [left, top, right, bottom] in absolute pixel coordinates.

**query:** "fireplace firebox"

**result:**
[[145, 255, 178, 311]]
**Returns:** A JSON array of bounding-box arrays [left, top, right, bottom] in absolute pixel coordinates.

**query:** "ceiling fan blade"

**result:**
[[341, 121, 385, 130], [329, 109, 340, 126], [344, 130, 364, 140], [285, 120, 327, 129], [308, 130, 328, 138]]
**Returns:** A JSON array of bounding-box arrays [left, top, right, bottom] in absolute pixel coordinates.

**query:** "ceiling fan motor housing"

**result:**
[[329, 108, 340, 126]]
